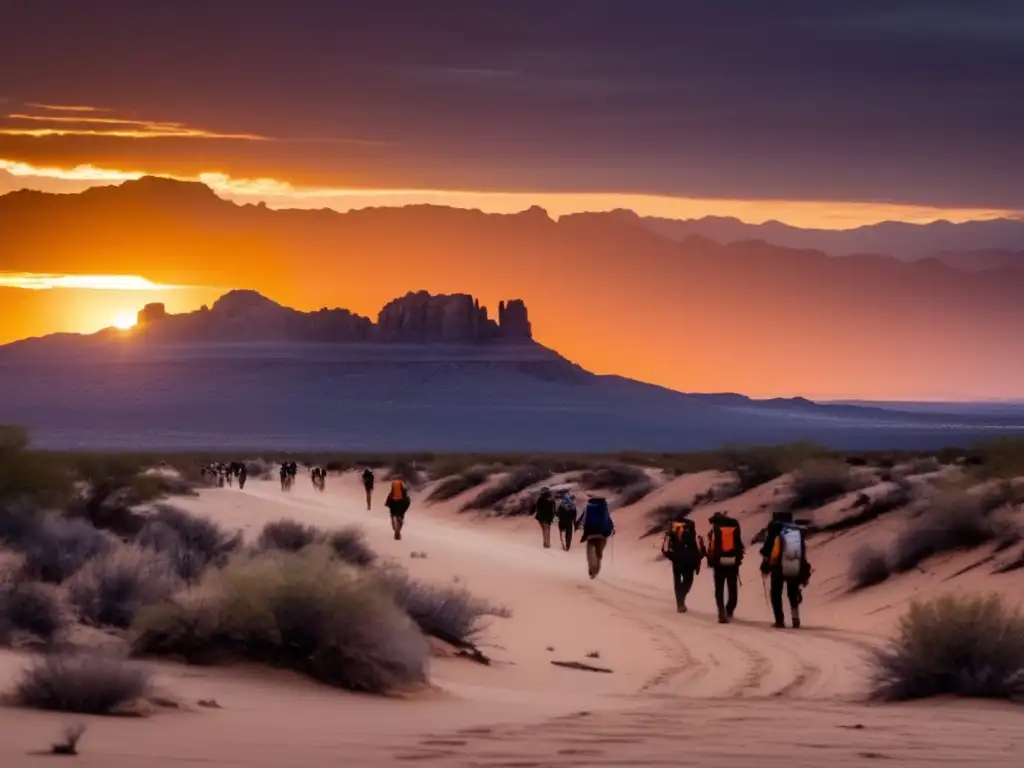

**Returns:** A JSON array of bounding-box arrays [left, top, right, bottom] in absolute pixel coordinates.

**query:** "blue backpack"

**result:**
[[582, 497, 614, 537]]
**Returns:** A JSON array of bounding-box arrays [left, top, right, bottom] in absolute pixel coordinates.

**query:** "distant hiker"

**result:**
[[362, 469, 375, 510], [760, 510, 811, 629], [231, 461, 248, 490], [578, 496, 615, 579], [706, 511, 744, 623], [661, 517, 706, 613], [311, 466, 327, 492], [534, 487, 556, 548], [280, 463, 296, 492], [385, 478, 411, 540], [555, 489, 578, 551]]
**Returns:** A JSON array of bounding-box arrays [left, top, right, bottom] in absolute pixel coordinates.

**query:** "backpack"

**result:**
[[389, 479, 407, 501], [779, 523, 804, 578], [557, 494, 576, 516], [582, 497, 613, 537], [668, 520, 698, 551], [709, 519, 740, 566]]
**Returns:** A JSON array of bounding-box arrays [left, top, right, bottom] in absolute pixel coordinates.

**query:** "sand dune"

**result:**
[[3, 469, 1024, 766]]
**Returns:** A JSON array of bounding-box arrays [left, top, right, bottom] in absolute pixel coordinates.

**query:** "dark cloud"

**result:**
[[1, 0, 1023, 207]]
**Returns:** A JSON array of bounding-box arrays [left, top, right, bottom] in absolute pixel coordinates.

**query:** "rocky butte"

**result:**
[[133, 290, 533, 345]]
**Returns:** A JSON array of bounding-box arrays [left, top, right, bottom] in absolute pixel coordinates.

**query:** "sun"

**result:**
[[112, 312, 137, 330]]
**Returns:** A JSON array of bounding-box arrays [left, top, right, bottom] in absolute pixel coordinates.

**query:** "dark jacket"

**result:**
[[662, 524, 706, 569], [760, 519, 810, 578], [362, 470, 375, 489], [534, 492, 556, 524]]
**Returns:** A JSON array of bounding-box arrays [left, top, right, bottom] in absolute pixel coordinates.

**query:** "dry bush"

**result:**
[[136, 505, 242, 583], [848, 545, 891, 590], [871, 593, 1024, 702], [789, 459, 861, 511], [618, 477, 656, 507], [462, 465, 551, 511], [907, 456, 943, 476], [578, 464, 647, 492], [133, 548, 428, 693], [257, 519, 321, 553], [0, 569, 68, 645], [642, 503, 692, 538], [8, 514, 114, 584], [67, 545, 181, 629], [325, 526, 377, 568], [427, 467, 492, 502], [890, 489, 1007, 574], [12, 652, 152, 714], [373, 564, 511, 645]]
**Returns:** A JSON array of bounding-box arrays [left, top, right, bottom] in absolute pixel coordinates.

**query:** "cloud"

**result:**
[[25, 103, 108, 113], [0, 272, 183, 291], [1, 106, 270, 141]]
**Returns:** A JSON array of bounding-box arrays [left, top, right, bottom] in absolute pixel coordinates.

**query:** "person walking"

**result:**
[[661, 517, 706, 613], [534, 487, 556, 548], [362, 468, 375, 510], [556, 489, 578, 551], [706, 511, 744, 623], [579, 496, 615, 579], [385, 478, 411, 540], [760, 510, 811, 629]]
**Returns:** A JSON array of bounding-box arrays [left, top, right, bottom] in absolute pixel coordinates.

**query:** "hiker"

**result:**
[[706, 511, 744, 623], [534, 487, 556, 548], [311, 466, 326, 492], [231, 461, 247, 490], [362, 468, 375, 510], [578, 496, 615, 579], [385, 478, 411, 540], [760, 510, 811, 629], [280, 462, 294, 492], [555, 489, 578, 551], [661, 517, 706, 613]]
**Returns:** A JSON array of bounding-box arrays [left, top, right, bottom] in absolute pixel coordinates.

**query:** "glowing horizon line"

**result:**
[[1, 157, 1022, 230], [26, 103, 106, 113]]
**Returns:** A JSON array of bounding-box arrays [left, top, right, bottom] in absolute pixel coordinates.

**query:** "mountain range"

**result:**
[[4, 177, 1024, 401], [2, 288, 1024, 452]]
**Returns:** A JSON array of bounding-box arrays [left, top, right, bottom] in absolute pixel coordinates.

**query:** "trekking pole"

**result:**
[[761, 574, 771, 613]]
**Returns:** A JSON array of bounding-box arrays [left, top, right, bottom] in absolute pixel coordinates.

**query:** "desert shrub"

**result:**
[[870, 593, 1024, 702], [427, 467, 491, 502], [890, 490, 1003, 573], [462, 465, 551, 511], [374, 564, 510, 645], [136, 505, 242, 583], [578, 464, 647, 492], [386, 461, 424, 488], [789, 459, 860, 511], [642, 503, 692, 538], [257, 519, 321, 553], [618, 477, 656, 506], [325, 526, 377, 568], [907, 457, 943, 476], [133, 548, 428, 693], [969, 437, 1024, 479], [67, 545, 181, 629], [11, 514, 114, 584], [0, 577, 68, 645], [12, 652, 152, 714], [848, 545, 891, 590]]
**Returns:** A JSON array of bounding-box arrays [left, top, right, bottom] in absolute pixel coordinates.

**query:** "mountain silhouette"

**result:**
[[3, 177, 1024, 400]]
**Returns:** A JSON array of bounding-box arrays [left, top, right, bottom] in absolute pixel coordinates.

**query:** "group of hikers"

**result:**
[[533, 487, 615, 579], [201, 462, 248, 490], [658, 509, 811, 628], [279, 461, 299, 491], [534, 486, 811, 628]]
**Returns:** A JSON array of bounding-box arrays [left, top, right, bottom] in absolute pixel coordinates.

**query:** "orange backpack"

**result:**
[[389, 479, 406, 501]]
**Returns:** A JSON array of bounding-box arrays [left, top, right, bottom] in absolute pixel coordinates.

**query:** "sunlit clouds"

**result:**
[[0, 273, 182, 291], [1, 157, 1020, 230], [1, 104, 269, 141]]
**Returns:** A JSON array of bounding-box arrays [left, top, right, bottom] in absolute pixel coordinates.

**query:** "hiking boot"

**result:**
[[677, 603, 687, 614], [792, 617, 801, 629], [726, 608, 735, 620], [394, 530, 401, 541], [718, 611, 728, 624], [773, 620, 785, 629]]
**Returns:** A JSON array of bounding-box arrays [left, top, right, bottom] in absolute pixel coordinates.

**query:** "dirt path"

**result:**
[[3, 477, 1023, 766]]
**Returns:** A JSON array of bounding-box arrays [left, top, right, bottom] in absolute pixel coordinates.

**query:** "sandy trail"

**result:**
[[3, 475, 1023, 766]]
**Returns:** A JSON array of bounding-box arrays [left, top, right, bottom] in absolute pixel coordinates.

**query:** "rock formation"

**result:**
[[129, 289, 532, 345]]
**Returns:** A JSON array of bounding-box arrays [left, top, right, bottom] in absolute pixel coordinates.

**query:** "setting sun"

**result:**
[[112, 312, 137, 330]]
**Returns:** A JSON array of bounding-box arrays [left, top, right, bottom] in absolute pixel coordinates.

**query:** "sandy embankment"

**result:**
[[3, 470, 1024, 767]]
